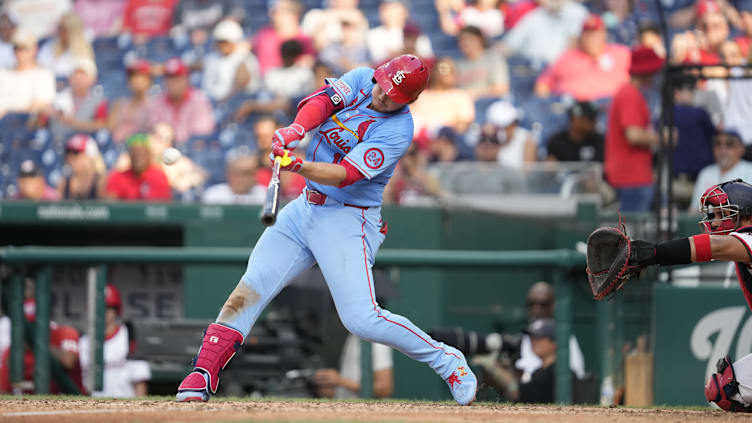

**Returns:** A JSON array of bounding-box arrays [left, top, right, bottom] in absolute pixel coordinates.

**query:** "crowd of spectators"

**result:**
[[0, 0, 751, 212]]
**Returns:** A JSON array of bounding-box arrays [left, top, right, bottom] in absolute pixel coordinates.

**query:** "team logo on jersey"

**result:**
[[210, 336, 219, 344], [330, 93, 342, 105], [357, 119, 376, 141], [364, 148, 384, 169], [392, 71, 406, 85], [320, 126, 352, 153]]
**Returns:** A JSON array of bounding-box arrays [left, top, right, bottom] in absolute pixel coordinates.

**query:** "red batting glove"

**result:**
[[269, 143, 303, 173], [272, 123, 305, 151]]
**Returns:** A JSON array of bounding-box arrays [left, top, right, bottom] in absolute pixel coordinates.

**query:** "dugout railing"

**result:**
[[0, 246, 585, 402]]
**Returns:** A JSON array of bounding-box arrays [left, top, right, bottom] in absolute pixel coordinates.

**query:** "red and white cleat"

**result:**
[[176, 371, 210, 402]]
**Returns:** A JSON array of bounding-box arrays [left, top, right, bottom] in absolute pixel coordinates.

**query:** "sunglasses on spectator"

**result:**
[[65, 149, 83, 155], [527, 299, 552, 307], [714, 140, 740, 148]]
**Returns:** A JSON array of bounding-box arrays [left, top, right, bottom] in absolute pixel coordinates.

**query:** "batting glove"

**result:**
[[272, 123, 305, 151], [270, 144, 303, 173]]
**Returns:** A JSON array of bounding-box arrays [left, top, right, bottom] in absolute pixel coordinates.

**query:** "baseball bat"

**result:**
[[260, 156, 282, 226]]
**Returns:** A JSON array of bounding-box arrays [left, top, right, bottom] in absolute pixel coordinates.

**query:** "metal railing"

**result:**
[[0, 246, 585, 402]]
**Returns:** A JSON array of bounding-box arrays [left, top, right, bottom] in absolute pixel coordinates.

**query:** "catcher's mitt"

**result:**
[[585, 224, 656, 300]]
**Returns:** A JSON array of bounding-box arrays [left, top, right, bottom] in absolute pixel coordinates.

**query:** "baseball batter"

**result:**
[[176, 55, 477, 405], [608, 179, 752, 412]]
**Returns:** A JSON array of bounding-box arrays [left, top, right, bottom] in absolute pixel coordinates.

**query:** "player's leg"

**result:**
[[705, 354, 752, 412], [308, 206, 477, 405], [177, 197, 315, 402]]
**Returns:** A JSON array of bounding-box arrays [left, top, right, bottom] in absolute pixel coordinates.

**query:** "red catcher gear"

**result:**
[[105, 284, 122, 314], [183, 323, 244, 394], [699, 179, 752, 235], [373, 54, 429, 104], [705, 356, 752, 412]]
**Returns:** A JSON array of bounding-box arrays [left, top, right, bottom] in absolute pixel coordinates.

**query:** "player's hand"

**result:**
[[269, 144, 303, 173], [272, 123, 305, 151], [313, 368, 342, 388]]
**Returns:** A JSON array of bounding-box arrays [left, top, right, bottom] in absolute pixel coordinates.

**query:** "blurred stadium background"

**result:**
[[0, 0, 751, 410]]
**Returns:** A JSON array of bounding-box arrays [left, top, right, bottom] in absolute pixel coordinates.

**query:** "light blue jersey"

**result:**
[[305, 67, 414, 207]]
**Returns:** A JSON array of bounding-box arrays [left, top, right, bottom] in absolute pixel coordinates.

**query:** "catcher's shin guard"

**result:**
[[705, 356, 752, 412], [176, 323, 244, 402]]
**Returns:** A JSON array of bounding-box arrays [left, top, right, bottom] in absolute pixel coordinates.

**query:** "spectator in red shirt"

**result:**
[[604, 47, 664, 212], [123, 0, 179, 41], [253, 0, 316, 75], [671, 0, 729, 65], [105, 133, 171, 201], [147, 58, 216, 144], [535, 14, 630, 101]]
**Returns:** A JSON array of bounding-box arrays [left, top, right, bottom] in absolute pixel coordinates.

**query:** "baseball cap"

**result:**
[[65, 134, 91, 154], [568, 101, 597, 120], [382, 0, 410, 8], [72, 57, 97, 78], [164, 58, 189, 77], [582, 14, 604, 32], [18, 159, 42, 177], [11, 29, 37, 49], [213, 19, 244, 43], [715, 129, 744, 144], [526, 318, 555, 340], [629, 46, 664, 76], [486, 101, 519, 127], [126, 133, 150, 148], [126, 59, 151, 75], [697, 0, 721, 18]]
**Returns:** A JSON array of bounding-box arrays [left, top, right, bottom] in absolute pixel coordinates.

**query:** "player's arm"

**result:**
[[272, 84, 346, 150], [632, 233, 752, 269], [707, 235, 752, 263], [271, 146, 365, 187]]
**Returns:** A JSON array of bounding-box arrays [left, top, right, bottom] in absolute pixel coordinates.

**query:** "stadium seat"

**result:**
[[520, 95, 570, 147], [507, 55, 541, 105]]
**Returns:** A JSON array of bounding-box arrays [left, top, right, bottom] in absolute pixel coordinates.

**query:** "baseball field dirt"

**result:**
[[1, 397, 749, 423]]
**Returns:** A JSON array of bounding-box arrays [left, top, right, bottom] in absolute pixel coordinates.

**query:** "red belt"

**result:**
[[306, 190, 368, 210]]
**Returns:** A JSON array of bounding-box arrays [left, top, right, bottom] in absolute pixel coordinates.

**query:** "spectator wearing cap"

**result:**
[[147, 58, 215, 144], [502, 0, 588, 66], [455, 26, 509, 100], [253, 0, 316, 75], [535, 14, 630, 101], [202, 151, 265, 205], [13, 159, 60, 201], [123, 0, 178, 42], [202, 19, 261, 102], [475, 100, 536, 168], [410, 57, 474, 147], [518, 318, 558, 403], [74, 0, 126, 37], [302, 0, 369, 52], [262, 40, 316, 100], [0, 9, 17, 69], [435, 0, 504, 38], [604, 47, 664, 213], [109, 60, 154, 143], [671, 0, 730, 65], [428, 126, 472, 163], [105, 133, 171, 201], [0, 29, 55, 117], [668, 0, 741, 31], [397, 22, 435, 67], [36, 11, 94, 78], [692, 131, 752, 209], [318, 12, 371, 74], [366, 0, 434, 64], [57, 134, 107, 200], [545, 101, 603, 162], [172, 0, 245, 47], [51, 57, 108, 139]]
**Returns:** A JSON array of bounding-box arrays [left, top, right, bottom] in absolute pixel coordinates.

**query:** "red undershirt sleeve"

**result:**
[[293, 86, 339, 132], [338, 160, 366, 187]]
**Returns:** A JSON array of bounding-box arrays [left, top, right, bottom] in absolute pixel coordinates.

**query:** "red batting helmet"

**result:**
[[105, 284, 122, 315], [373, 54, 429, 104]]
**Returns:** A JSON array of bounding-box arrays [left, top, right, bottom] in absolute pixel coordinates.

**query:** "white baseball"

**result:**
[[161, 147, 182, 165]]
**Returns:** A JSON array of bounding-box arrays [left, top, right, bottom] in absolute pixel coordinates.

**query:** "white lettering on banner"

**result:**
[[392, 71, 405, 85], [691, 306, 747, 379], [199, 206, 223, 219], [37, 205, 111, 220], [145, 206, 168, 219]]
